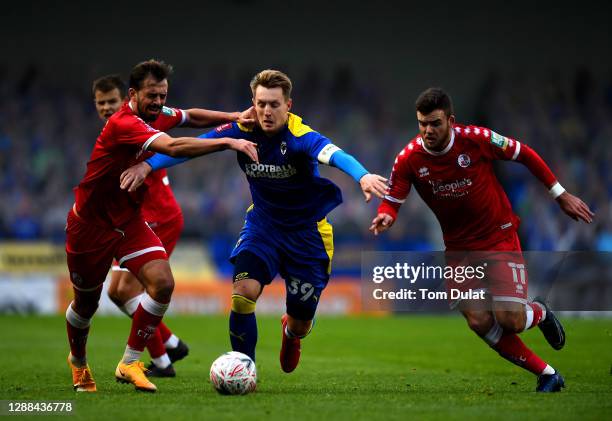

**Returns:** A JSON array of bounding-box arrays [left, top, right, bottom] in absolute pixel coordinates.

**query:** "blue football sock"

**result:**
[[229, 311, 258, 361]]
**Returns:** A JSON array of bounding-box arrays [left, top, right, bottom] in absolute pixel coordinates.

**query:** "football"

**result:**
[[209, 351, 257, 395]]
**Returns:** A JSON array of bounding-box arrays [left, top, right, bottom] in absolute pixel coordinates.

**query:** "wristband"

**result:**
[[549, 182, 565, 199]]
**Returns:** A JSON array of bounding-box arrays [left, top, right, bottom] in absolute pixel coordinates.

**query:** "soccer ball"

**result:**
[[209, 351, 257, 395]]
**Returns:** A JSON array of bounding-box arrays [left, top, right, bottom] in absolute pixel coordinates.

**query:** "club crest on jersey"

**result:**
[[457, 154, 471, 168], [418, 167, 430, 177], [280, 141, 287, 155], [216, 123, 233, 133]]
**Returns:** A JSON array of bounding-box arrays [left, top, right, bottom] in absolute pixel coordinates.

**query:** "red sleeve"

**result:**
[[153, 107, 187, 131], [377, 145, 413, 220], [113, 114, 164, 150], [465, 125, 558, 189], [515, 143, 558, 188]]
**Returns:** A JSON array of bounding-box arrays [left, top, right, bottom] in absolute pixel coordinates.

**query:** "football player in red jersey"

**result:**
[[91, 75, 254, 378], [66, 60, 258, 393], [370, 88, 593, 392]]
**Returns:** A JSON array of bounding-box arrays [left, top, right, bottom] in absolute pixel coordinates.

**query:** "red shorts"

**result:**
[[110, 213, 183, 272], [146, 213, 184, 255], [445, 233, 528, 308], [65, 210, 167, 291]]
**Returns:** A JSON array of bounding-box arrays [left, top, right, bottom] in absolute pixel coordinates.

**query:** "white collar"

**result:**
[[422, 128, 455, 156]]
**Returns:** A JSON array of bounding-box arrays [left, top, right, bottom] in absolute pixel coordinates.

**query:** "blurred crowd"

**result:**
[[0, 64, 610, 258], [475, 69, 612, 252]]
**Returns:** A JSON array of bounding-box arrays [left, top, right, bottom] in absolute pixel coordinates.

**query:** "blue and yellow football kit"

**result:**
[[200, 114, 340, 319]]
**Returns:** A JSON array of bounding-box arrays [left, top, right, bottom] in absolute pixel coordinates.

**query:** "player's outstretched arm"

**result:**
[[555, 191, 594, 223], [326, 149, 388, 202], [369, 213, 395, 235], [119, 134, 258, 192], [148, 133, 258, 160], [183, 106, 255, 129]]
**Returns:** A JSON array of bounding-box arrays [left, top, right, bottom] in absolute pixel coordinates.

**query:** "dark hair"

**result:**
[[415, 87, 454, 117], [92, 74, 125, 97], [129, 59, 173, 90]]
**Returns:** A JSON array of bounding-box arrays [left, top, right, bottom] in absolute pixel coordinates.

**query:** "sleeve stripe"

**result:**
[[384, 195, 405, 204], [142, 132, 165, 151], [317, 144, 341, 164], [179, 109, 188, 126], [511, 141, 521, 160]]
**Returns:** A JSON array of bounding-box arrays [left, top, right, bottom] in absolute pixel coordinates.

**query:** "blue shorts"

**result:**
[[230, 211, 334, 320]]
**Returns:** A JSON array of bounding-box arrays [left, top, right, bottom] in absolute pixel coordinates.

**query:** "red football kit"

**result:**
[[379, 124, 559, 302], [66, 102, 185, 290]]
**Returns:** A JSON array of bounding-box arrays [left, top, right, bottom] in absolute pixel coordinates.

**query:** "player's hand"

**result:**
[[359, 173, 388, 202], [237, 106, 256, 129], [229, 138, 259, 163], [369, 213, 395, 235], [120, 161, 152, 192], [556, 191, 594, 223]]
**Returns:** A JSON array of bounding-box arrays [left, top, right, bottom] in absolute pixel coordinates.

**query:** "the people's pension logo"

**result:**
[[429, 178, 472, 196]]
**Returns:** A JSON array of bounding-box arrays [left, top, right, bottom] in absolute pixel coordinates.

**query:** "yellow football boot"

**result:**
[[115, 361, 157, 392], [67, 354, 97, 392]]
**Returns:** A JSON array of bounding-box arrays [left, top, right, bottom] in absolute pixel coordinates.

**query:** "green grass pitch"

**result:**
[[1, 315, 610, 420]]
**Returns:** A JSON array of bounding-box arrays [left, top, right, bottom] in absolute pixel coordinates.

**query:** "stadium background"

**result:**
[[0, 0, 610, 315]]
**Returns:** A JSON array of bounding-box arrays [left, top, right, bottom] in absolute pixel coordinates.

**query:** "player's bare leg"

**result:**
[[66, 285, 103, 392], [107, 269, 143, 311], [493, 301, 528, 333], [115, 259, 174, 392], [108, 269, 187, 377], [284, 316, 312, 336], [229, 278, 262, 361]]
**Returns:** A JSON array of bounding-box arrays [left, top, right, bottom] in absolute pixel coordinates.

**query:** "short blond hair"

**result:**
[[250, 69, 292, 100]]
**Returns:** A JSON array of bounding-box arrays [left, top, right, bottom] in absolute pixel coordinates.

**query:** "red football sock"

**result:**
[[146, 328, 167, 358], [66, 304, 91, 360], [157, 321, 173, 343], [127, 294, 169, 352], [66, 322, 89, 359], [525, 302, 544, 330], [492, 333, 547, 375]]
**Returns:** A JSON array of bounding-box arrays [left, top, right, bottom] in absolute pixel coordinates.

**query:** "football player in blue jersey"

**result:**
[[120, 69, 388, 373]]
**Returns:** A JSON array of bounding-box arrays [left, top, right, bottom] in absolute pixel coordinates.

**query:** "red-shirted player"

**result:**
[[66, 60, 258, 393], [92, 75, 252, 378], [370, 88, 593, 392]]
